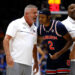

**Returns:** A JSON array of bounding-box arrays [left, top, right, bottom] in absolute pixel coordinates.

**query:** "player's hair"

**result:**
[[24, 4, 37, 14]]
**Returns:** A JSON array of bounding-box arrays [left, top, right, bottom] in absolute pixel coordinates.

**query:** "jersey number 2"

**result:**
[[48, 41, 55, 50]]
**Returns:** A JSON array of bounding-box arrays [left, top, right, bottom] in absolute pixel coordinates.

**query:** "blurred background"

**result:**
[[0, 0, 75, 75]]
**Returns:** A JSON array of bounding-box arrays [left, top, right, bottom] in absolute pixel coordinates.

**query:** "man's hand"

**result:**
[[6, 55, 14, 67], [49, 52, 60, 60], [3, 35, 14, 67], [33, 62, 38, 74]]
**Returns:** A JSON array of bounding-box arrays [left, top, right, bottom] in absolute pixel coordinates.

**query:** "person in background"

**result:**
[[62, 3, 75, 75], [0, 49, 6, 75]]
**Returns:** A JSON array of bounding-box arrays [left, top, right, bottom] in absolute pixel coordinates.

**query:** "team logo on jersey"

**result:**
[[43, 35, 58, 40]]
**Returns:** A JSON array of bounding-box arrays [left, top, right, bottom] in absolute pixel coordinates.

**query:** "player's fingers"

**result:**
[[34, 68, 38, 74]]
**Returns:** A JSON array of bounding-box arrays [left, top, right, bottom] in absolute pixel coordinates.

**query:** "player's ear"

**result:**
[[48, 15, 51, 20]]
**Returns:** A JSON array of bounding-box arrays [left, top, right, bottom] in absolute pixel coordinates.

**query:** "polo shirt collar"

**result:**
[[21, 16, 35, 28], [67, 16, 75, 24]]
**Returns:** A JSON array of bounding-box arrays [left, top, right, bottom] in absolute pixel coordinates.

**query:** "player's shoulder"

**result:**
[[56, 20, 67, 29], [55, 20, 64, 26], [52, 20, 62, 25]]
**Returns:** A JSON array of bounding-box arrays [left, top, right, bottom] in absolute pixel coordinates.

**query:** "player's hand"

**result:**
[[33, 62, 38, 74], [6, 55, 14, 67], [49, 52, 60, 60], [38, 60, 41, 65]]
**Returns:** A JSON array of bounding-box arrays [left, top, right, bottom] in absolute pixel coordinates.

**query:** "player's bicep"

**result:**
[[63, 32, 72, 41]]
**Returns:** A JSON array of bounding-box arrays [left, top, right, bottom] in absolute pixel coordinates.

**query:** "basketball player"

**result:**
[[38, 8, 72, 75]]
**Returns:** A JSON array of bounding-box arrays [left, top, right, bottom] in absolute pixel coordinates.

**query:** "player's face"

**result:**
[[68, 4, 75, 20], [39, 14, 48, 25]]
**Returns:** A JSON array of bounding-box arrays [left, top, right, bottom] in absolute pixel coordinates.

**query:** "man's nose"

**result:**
[[35, 13, 38, 17]]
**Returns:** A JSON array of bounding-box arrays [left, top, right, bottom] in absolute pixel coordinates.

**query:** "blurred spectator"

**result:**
[[0, 49, 6, 75], [41, 0, 49, 9]]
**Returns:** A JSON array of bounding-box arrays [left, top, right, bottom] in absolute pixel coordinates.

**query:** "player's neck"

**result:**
[[44, 21, 50, 27]]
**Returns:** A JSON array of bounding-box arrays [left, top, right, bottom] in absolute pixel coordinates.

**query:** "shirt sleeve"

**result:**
[[6, 21, 18, 37], [57, 21, 68, 36]]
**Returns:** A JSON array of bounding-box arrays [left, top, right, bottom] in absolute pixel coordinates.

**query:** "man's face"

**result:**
[[68, 4, 75, 20], [39, 14, 48, 25], [28, 8, 38, 23]]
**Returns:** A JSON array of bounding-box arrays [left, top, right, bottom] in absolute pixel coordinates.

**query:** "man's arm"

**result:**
[[33, 44, 38, 63], [3, 35, 14, 67], [33, 44, 38, 74]]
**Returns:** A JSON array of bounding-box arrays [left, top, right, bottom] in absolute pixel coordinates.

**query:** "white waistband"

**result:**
[[71, 59, 75, 61]]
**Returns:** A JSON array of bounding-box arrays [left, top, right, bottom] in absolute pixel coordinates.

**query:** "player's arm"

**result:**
[[57, 22, 73, 55], [50, 22, 73, 60], [33, 44, 38, 74], [3, 21, 17, 67], [37, 46, 45, 64], [57, 32, 72, 56], [3, 35, 14, 67]]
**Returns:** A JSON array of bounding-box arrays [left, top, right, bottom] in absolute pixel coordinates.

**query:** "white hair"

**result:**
[[24, 4, 37, 14]]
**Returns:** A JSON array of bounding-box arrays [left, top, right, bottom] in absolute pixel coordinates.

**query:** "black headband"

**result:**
[[39, 10, 51, 16]]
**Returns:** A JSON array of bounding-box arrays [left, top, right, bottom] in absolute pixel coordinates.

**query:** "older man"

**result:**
[[3, 4, 38, 75]]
